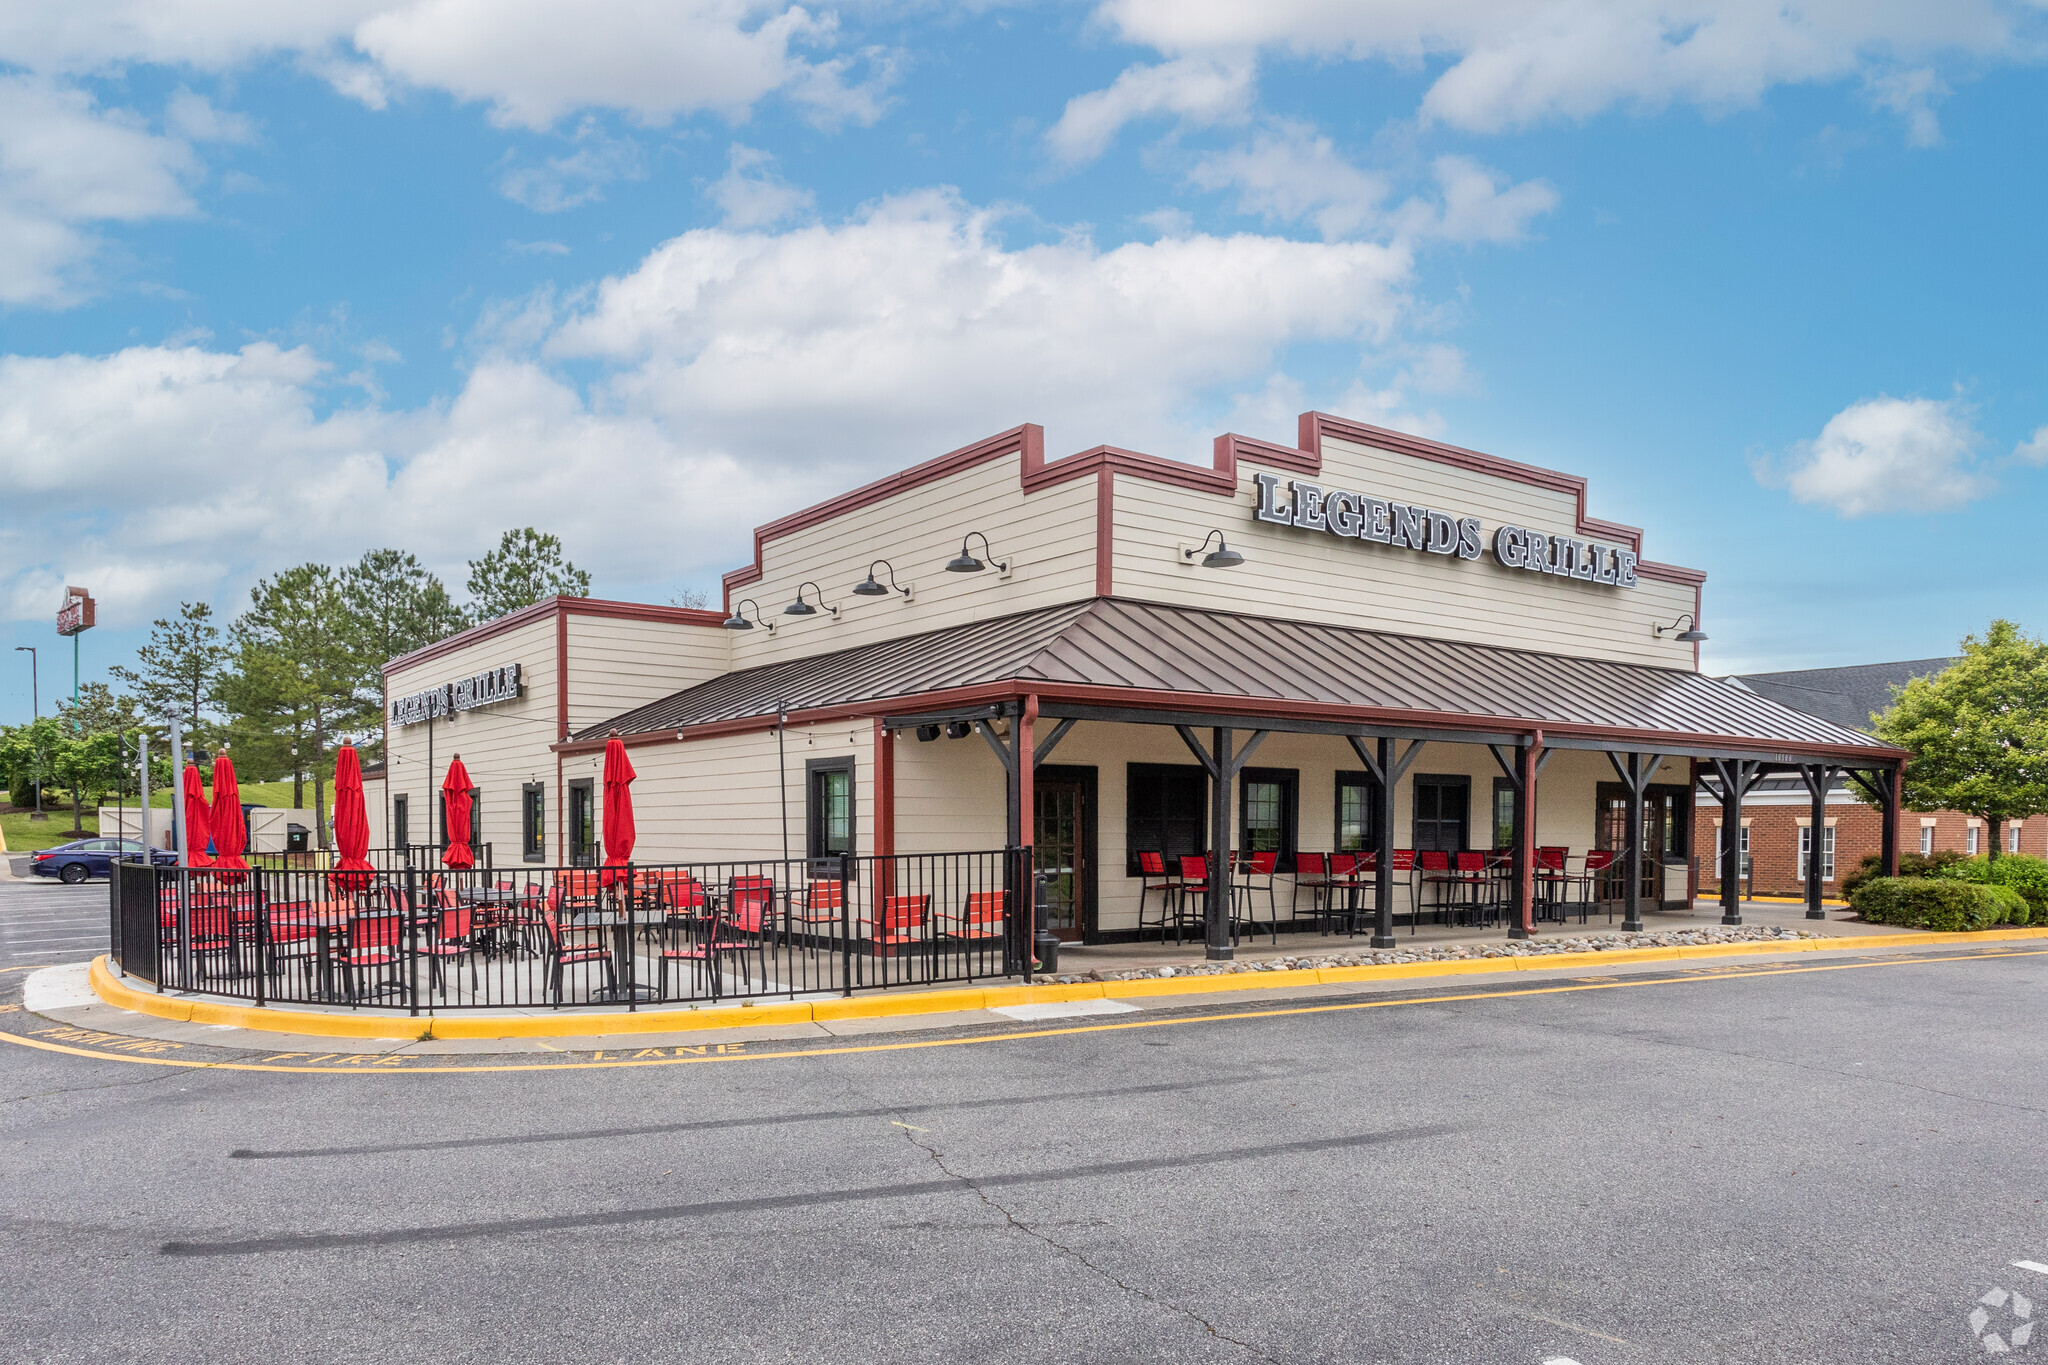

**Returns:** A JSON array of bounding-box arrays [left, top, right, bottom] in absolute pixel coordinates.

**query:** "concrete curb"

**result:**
[[83, 927, 2048, 1041]]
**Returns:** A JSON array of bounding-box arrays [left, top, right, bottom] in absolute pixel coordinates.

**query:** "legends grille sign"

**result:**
[[390, 663, 522, 727], [1251, 473, 1638, 589]]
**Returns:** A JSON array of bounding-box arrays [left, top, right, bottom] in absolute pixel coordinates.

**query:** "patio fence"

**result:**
[[108, 848, 1033, 1013]]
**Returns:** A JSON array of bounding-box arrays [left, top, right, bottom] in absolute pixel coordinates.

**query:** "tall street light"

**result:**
[[14, 646, 35, 718]]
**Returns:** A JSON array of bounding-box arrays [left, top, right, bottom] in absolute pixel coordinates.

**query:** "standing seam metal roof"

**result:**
[[572, 597, 1889, 752]]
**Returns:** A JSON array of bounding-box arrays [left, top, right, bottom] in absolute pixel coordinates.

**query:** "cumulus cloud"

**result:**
[[707, 143, 814, 229], [0, 75, 205, 306], [2015, 425, 2048, 466], [1046, 54, 1255, 165], [1086, 0, 2021, 136], [0, 192, 1434, 623], [496, 119, 645, 213], [1773, 395, 1989, 517]]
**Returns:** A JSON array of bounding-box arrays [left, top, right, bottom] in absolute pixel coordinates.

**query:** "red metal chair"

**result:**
[[791, 879, 844, 932], [1136, 851, 1181, 942], [541, 904, 614, 1004], [1172, 854, 1211, 945], [1291, 851, 1332, 927], [421, 905, 478, 998], [1232, 850, 1280, 943], [658, 906, 723, 1000], [873, 894, 929, 951], [336, 912, 407, 1003], [1451, 851, 1494, 926], [1417, 850, 1452, 924]]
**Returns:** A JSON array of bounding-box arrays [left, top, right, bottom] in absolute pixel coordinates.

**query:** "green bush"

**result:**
[[1850, 876, 2024, 931], [1932, 853, 2048, 926], [1840, 848, 1968, 899]]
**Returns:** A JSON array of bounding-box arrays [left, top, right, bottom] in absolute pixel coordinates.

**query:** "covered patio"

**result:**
[[570, 596, 1907, 965]]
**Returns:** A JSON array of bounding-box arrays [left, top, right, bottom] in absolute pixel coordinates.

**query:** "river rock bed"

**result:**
[[1045, 924, 1823, 984]]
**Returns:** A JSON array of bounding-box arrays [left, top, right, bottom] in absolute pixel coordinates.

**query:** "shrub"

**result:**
[[1933, 853, 2048, 926], [1840, 848, 1968, 899], [1850, 876, 2021, 931]]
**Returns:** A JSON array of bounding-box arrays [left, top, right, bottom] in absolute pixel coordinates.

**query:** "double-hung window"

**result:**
[[1334, 772, 1379, 853], [1237, 768, 1299, 872], [807, 758, 855, 859], [1798, 825, 1835, 882]]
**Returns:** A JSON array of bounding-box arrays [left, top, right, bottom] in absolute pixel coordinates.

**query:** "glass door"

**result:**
[[1034, 777, 1090, 941]]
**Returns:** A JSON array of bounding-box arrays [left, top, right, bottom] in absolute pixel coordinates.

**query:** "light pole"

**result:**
[[14, 646, 35, 718]]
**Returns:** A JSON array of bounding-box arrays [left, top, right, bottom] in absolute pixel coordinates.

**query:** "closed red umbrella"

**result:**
[[210, 752, 248, 879], [600, 731, 635, 888], [332, 744, 374, 893], [441, 755, 475, 869], [181, 764, 214, 868]]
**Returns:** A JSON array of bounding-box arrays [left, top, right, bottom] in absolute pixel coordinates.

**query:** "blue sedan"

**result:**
[[29, 838, 179, 884]]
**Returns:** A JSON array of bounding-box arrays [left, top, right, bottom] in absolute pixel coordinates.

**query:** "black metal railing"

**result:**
[[110, 848, 1032, 1013]]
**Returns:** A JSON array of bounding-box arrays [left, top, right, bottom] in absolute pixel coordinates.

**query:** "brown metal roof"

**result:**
[[573, 597, 1894, 758]]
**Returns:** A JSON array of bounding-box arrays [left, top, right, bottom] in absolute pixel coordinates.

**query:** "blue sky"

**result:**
[[3, 0, 2045, 725]]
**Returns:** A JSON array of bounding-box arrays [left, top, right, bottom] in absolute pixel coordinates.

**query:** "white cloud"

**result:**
[[1864, 67, 1950, 147], [1774, 395, 1989, 517], [1047, 54, 1255, 165], [2015, 425, 2048, 466], [0, 191, 1438, 623], [165, 87, 258, 144], [707, 143, 814, 229], [0, 75, 203, 306], [1188, 125, 1557, 246], [496, 119, 645, 213], [1087, 0, 2022, 136]]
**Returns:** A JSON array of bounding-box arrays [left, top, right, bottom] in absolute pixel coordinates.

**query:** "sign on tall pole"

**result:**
[[55, 586, 95, 724]]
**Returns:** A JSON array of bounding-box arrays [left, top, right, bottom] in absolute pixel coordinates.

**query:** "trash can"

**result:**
[[286, 823, 309, 854]]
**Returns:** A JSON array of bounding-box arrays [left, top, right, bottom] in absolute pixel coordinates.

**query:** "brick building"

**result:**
[[1692, 658, 2042, 897]]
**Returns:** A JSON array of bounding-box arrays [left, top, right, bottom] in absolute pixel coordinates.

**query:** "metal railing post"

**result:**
[[840, 851, 855, 997], [253, 867, 267, 1009], [405, 864, 421, 1016], [625, 862, 637, 1012]]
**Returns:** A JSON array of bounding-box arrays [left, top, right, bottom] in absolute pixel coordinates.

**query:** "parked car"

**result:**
[[29, 838, 178, 884]]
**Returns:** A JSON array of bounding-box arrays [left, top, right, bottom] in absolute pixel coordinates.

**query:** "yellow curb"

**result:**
[[80, 926, 2048, 1042]]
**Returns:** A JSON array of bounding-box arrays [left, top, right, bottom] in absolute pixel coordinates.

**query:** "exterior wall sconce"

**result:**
[[852, 559, 912, 599], [945, 531, 1008, 574], [723, 598, 774, 632], [1183, 529, 1245, 569], [1654, 613, 1707, 643], [783, 582, 838, 618]]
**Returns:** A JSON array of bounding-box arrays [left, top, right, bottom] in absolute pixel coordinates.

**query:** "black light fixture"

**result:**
[[723, 598, 773, 632], [946, 531, 1007, 574], [1654, 613, 1708, 643], [852, 559, 912, 598], [1183, 529, 1245, 569], [915, 724, 941, 742], [944, 720, 972, 739], [783, 582, 837, 618]]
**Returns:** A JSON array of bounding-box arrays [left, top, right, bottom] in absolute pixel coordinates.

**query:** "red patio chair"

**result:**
[[1232, 850, 1280, 943], [658, 907, 723, 1000], [421, 905, 479, 998], [1291, 851, 1331, 926], [873, 894, 930, 950], [541, 904, 614, 1004], [336, 912, 406, 1003], [792, 879, 844, 931], [1173, 855, 1211, 945], [1136, 852, 1181, 941]]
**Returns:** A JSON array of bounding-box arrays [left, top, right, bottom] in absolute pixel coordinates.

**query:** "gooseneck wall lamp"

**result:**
[[723, 598, 774, 632], [1183, 529, 1245, 569], [1653, 613, 1707, 643], [783, 582, 838, 618], [945, 531, 1007, 574], [852, 559, 911, 599]]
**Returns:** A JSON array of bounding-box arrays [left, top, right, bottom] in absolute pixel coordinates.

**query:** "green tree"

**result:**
[[338, 548, 466, 760], [0, 717, 64, 820], [465, 528, 591, 624], [226, 565, 360, 846], [1871, 619, 2048, 859], [106, 601, 228, 742]]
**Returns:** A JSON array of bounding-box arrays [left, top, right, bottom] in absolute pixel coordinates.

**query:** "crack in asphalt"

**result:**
[[899, 1128, 1283, 1363]]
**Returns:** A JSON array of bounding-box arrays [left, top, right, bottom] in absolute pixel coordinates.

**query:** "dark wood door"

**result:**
[[1034, 769, 1096, 942], [1595, 784, 1691, 900]]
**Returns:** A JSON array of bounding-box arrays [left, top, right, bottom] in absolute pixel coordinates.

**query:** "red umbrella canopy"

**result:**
[[332, 744, 374, 892], [441, 754, 475, 869], [209, 753, 248, 874], [599, 734, 636, 887], [181, 764, 214, 867]]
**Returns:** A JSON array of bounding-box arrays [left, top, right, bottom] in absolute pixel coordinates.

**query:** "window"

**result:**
[[1798, 825, 1835, 881], [568, 779, 595, 866], [1411, 775, 1470, 852], [521, 783, 545, 863], [2011, 824, 2023, 854], [1919, 824, 1933, 856], [1237, 768, 1298, 872], [1491, 778, 1517, 850], [392, 795, 409, 849], [1967, 825, 1980, 856], [1127, 764, 1207, 874], [1715, 824, 1752, 879], [1334, 771, 1380, 852], [807, 757, 855, 859]]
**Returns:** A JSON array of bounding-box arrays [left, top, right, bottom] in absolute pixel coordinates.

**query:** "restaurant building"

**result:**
[[372, 411, 1905, 960]]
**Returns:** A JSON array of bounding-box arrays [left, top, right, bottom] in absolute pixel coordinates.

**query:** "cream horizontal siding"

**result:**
[[564, 614, 729, 735], [890, 728, 1009, 857], [596, 721, 873, 865], [382, 617, 557, 864], [1111, 439, 1698, 669], [729, 452, 1098, 669]]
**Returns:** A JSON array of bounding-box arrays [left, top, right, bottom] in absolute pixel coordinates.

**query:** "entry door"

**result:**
[[1411, 776, 1469, 852], [1034, 768, 1096, 942], [568, 780, 595, 867], [1595, 785, 1689, 900]]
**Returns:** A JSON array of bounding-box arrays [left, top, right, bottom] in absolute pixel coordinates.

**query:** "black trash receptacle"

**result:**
[[286, 823, 309, 854]]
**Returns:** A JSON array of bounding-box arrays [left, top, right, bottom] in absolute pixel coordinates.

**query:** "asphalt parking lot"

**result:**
[[0, 873, 109, 969], [3, 926, 2044, 1363]]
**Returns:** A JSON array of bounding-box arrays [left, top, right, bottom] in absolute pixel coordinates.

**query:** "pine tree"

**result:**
[[465, 529, 592, 624], [107, 602, 228, 742]]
